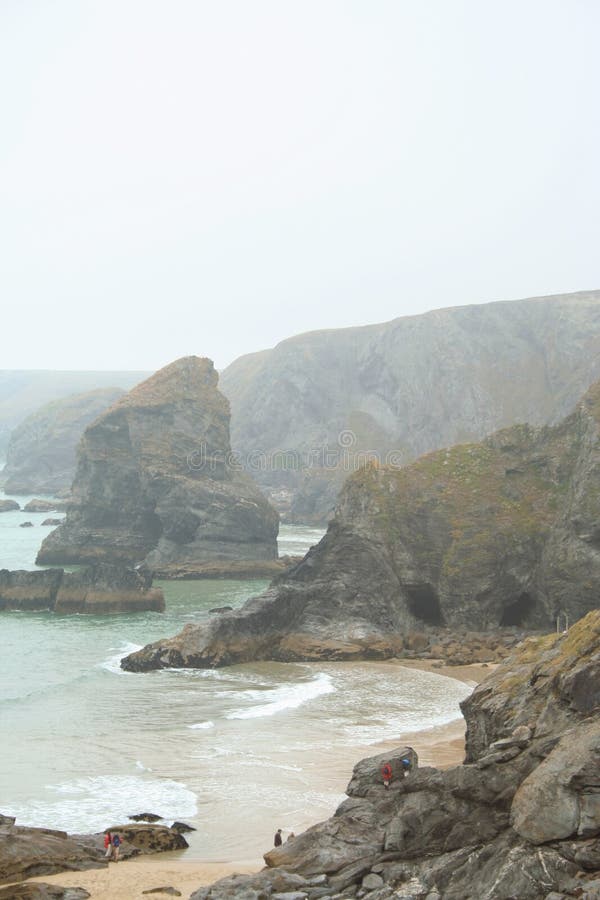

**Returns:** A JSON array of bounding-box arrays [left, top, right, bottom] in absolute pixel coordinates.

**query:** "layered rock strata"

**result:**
[[191, 610, 600, 900], [123, 379, 600, 670], [0, 565, 164, 614], [36, 357, 279, 576]]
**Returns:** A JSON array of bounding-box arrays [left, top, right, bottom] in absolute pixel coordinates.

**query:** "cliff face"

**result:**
[[0, 370, 148, 457], [190, 611, 600, 900], [36, 357, 279, 574], [220, 290, 600, 523], [0, 387, 124, 495], [122, 378, 600, 670]]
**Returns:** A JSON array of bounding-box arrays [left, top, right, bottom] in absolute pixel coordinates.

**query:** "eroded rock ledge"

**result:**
[[0, 564, 164, 614], [190, 609, 600, 900], [0, 819, 187, 887]]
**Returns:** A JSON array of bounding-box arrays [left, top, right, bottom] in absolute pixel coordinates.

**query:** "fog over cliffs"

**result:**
[[220, 290, 600, 523]]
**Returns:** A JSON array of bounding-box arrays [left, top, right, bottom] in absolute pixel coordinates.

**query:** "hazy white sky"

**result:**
[[1, 1, 599, 371]]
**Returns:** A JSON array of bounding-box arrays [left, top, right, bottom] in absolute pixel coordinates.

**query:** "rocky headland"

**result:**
[[36, 357, 279, 576], [123, 377, 600, 671], [0, 388, 125, 497], [0, 564, 164, 614], [190, 609, 600, 899], [221, 290, 600, 523]]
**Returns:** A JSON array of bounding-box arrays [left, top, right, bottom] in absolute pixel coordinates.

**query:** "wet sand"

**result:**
[[19, 661, 491, 900]]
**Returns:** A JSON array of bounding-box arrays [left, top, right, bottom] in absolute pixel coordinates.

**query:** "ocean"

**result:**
[[0, 488, 472, 861]]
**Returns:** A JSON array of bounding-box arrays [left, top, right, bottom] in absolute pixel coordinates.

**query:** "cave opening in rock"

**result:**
[[499, 592, 535, 626], [404, 584, 445, 625]]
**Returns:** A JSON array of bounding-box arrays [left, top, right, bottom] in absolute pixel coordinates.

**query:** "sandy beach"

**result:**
[[17, 661, 490, 900]]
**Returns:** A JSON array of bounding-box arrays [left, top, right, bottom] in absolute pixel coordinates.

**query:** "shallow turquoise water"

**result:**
[[0, 491, 472, 861]]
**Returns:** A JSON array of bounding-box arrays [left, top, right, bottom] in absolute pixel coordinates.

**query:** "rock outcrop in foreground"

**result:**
[[0, 818, 186, 887], [123, 378, 600, 670], [0, 565, 164, 614], [192, 610, 600, 900], [36, 357, 278, 576], [0, 387, 124, 496]]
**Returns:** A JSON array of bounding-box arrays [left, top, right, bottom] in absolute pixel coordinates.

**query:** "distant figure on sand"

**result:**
[[381, 761, 393, 789], [111, 832, 121, 861], [103, 831, 112, 858], [274, 828, 283, 847]]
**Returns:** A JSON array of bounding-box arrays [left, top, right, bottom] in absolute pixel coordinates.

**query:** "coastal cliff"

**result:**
[[221, 290, 600, 523], [192, 610, 600, 900], [0, 565, 164, 614], [122, 377, 600, 671], [0, 387, 124, 496], [36, 357, 279, 576], [0, 370, 147, 458]]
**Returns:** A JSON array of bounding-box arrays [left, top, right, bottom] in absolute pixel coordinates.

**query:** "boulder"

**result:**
[[0, 825, 103, 884], [511, 720, 600, 842], [0, 886, 90, 899], [0, 500, 19, 512], [23, 500, 67, 513], [98, 824, 188, 856], [37, 357, 278, 576], [128, 813, 163, 823]]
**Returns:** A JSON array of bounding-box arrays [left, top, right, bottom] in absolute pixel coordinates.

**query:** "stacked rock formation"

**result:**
[[36, 357, 279, 577], [123, 378, 600, 671]]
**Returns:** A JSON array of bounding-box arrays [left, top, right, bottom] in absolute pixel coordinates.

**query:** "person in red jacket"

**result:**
[[103, 831, 112, 858], [381, 762, 393, 789]]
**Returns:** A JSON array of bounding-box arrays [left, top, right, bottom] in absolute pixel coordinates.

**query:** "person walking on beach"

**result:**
[[381, 761, 393, 789], [274, 828, 283, 847], [111, 831, 121, 861], [103, 831, 112, 858]]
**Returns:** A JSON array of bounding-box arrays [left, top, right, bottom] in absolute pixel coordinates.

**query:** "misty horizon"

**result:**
[[2, 1, 599, 372]]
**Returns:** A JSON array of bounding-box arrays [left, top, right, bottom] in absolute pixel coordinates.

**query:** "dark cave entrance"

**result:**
[[499, 592, 535, 627], [404, 584, 445, 625]]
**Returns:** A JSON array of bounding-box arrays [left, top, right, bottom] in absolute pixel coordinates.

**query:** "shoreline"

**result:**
[[18, 660, 491, 900]]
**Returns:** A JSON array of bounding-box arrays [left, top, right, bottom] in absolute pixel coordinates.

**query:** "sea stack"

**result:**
[[123, 376, 600, 670], [36, 356, 279, 575]]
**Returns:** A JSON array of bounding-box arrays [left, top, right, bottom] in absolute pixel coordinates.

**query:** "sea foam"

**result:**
[[225, 672, 334, 720], [4, 774, 197, 834], [98, 642, 143, 674]]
